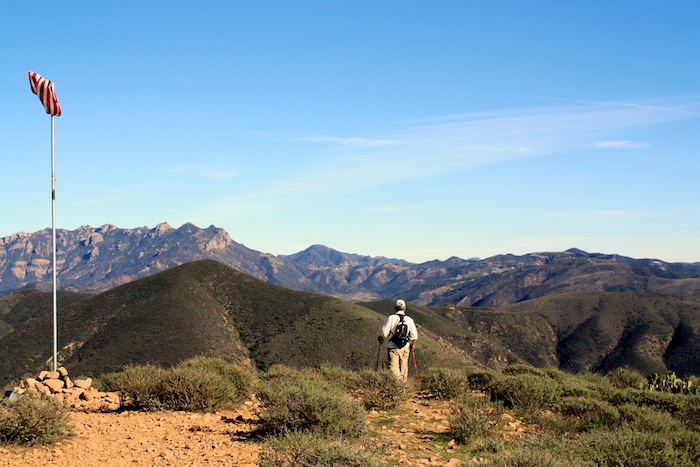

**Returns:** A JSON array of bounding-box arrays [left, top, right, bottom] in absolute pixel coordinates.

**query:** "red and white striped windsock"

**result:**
[[28, 71, 62, 116]]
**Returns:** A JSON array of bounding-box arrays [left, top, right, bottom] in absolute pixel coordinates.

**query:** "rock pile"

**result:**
[[7, 367, 120, 411]]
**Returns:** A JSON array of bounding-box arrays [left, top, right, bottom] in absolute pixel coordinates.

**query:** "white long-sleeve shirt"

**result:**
[[380, 312, 418, 349]]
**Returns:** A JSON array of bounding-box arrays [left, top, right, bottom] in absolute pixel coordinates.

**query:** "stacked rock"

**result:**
[[7, 367, 120, 412]]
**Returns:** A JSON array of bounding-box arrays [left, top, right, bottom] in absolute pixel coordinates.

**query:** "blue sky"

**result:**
[[2, 1, 699, 262]]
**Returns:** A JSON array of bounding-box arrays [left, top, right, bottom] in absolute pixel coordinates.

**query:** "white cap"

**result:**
[[395, 299, 406, 312]]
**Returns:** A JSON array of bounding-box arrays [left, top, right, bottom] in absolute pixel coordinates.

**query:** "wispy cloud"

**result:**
[[593, 140, 650, 149], [296, 136, 402, 147], [285, 100, 693, 191], [205, 99, 696, 219]]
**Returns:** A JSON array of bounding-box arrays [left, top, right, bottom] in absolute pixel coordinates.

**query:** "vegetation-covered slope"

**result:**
[[364, 292, 700, 377], [0, 260, 472, 388]]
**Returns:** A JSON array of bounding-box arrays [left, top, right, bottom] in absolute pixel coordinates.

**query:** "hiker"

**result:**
[[378, 299, 418, 382]]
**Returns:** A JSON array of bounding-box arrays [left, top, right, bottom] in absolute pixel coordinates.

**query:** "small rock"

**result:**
[[74, 377, 92, 389], [81, 388, 98, 401], [22, 378, 38, 389], [43, 378, 65, 393]]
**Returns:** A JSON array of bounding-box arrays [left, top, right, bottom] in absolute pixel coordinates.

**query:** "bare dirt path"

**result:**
[[367, 393, 535, 466]]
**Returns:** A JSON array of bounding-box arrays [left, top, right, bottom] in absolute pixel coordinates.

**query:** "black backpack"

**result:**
[[390, 314, 410, 347]]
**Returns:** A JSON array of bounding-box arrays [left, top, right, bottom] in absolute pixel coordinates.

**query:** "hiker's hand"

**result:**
[[410, 342, 416, 351], [378, 336, 384, 343]]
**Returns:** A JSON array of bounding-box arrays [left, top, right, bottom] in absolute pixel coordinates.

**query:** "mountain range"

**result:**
[[2, 222, 699, 388], [1, 260, 698, 390], [2, 222, 700, 306]]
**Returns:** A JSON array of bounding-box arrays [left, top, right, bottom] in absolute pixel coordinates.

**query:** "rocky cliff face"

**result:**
[[0, 222, 304, 294], [1, 223, 700, 305]]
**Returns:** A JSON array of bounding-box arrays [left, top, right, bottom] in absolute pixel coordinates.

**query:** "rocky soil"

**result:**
[[0, 401, 261, 466], [1, 393, 534, 466]]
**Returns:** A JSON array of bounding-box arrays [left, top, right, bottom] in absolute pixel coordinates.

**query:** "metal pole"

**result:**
[[51, 115, 57, 372]]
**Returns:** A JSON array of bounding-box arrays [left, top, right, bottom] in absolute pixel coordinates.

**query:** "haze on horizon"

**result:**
[[2, 2, 699, 263]]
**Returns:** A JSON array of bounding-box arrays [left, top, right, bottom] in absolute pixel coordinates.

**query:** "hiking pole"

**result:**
[[374, 341, 382, 371], [411, 347, 420, 391]]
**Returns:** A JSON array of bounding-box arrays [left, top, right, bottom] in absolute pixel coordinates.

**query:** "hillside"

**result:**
[[2, 224, 699, 306], [0, 260, 472, 388], [3, 260, 699, 389], [363, 292, 700, 377]]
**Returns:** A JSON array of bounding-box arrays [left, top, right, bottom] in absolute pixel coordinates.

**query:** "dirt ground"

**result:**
[[0, 400, 261, 467], [0, 393, 533, 466]]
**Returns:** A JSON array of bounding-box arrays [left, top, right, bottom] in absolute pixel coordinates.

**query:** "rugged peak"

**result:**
[[203, 229, 233, 251], [96, 224, 118, 233], [153, 222, 173, 235], [0, 231, 31, 244]]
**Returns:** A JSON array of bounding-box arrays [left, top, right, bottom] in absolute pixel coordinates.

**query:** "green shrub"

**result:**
[[260, 431, 383, 467], [617, 403, 684, 433], [317, 364, 360, 389], [488, 433, 580, 467], [157, 365, 234, 412], [582, 430, 698, 466], [490, 448, 562, 467], [351, 369, 410, 411], [504, 364, 547, 378], [0, 394, 73, 446], [489, 374, 558, 415], [176, 356, 252, 406], [670, 431, 700, 465], [422, 368, 471, 399], [466, 369, 498, 391], [316, 366, 409, 411], [675, 395, 700, 431], [101, 359, 252, 412], [256, 367, 367, 439], [606, 388, 686, 415], [606, 367, 647, 389], [448, 396, 497, 444], [542, 368, 569, 383], [554, 377, 597, 399], [101, 364, 165, 410], [554, 396, 620, 431]]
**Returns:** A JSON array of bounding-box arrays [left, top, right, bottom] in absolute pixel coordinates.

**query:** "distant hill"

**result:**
[[1, 223, 699, 306], [0, 260, 473, 388], [364, 291, 700, 378], [2, 260, 699, 389]]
